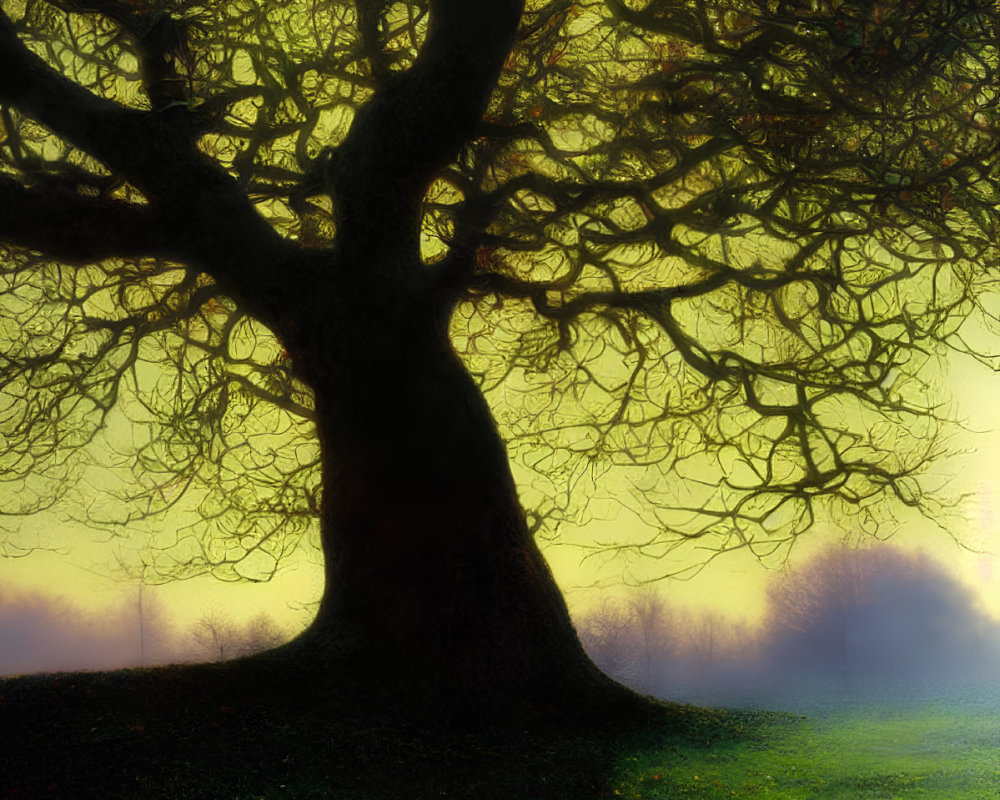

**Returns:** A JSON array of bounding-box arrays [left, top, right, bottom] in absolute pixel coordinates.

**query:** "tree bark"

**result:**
[[268, 266, 633, 719]]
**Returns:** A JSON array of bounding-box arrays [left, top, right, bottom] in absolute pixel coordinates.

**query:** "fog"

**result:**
[[0, 589, 168, 675], [4, 543, 998, 713], [576, 545, 1000, 713], [0, 587, 291, 676]]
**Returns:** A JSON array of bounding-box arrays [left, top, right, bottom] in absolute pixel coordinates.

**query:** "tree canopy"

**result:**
[[1, 0, 998, 580]]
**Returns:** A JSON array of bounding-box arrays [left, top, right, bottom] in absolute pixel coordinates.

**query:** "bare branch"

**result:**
[[0, 8, 302, 321], [330, 0, 524, 256], [47, 0, 196, 111], [0, 175, 171, 262]]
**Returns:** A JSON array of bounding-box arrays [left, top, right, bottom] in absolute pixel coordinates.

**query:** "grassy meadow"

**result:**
[[614, 684, 1000, 800], [1, 663, 997, 799]]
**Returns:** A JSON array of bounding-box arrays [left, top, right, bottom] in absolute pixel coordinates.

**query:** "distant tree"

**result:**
[[187, 609, 289, 663], [0, 588, 178, 674], [764, 544, 997, 681], [765, 544, 871, 672], [1, 0, 999, 713], [233, 612, 287, 658], [681, 608, 730, 670], [109, 578, 175, 666], [576, 597, 640, 684], [189, 610, 239, 663], [575, 593, 758, 695], [628, 586, 669, 688]]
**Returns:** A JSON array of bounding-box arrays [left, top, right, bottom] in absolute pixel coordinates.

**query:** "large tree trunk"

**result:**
[[275, 271, 633, 719], [256, 0, 648, 722]]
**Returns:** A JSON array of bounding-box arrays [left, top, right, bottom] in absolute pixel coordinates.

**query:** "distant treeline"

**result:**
[[0, 588, 295, 676], [574, 544, 1000, 709], [4, 542, 997, 709]]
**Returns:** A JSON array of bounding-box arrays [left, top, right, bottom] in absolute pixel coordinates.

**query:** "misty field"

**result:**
[[615, 684, 1000, 800]]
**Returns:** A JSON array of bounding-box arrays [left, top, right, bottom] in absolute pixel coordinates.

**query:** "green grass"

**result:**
[[2, 663, 997, 799], [612, 695, 1000, 799]]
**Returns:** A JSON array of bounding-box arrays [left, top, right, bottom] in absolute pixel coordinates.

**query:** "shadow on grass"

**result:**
[[0, 660, 779, 799]]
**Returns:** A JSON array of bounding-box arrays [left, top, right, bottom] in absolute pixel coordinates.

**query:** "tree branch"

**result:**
[[0, 9, 303, 328], [0, 176, 172, 262], [329, 0, 525, 258], [48, 0, 195, 111], [0, 9, 171, 187], [355, 0, 393, 82]]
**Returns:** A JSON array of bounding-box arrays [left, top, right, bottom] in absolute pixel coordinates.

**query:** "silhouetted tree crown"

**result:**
[[1, 0, 998, 578]]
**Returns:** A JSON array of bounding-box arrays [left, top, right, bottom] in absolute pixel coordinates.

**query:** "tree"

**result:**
[[765, 543, 873, 673], [1, 0, 998, 714], [188, 609, 240, 663], [574, 593, 757, 697], [681, 607, 728, 670], [628, 585, 668, 688], [234, 611, 287, 658], [114, 574, 175, 666], [763, 544, 998, 682], [0, 585, 177, 674], [187, 609, 286, 662], [576, 596, 642, 684]]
